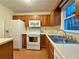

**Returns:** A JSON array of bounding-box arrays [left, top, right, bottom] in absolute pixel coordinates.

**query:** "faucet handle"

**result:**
[[65, 35, 69, 39], [69, 35, 74, 41]]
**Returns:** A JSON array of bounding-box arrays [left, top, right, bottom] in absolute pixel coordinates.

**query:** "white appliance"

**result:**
[[27, 20, 41, 50], [9, 20, 26, 49], [29, 20, 40, 27]]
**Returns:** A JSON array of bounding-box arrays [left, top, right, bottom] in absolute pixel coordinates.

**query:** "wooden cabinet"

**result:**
[[44, 35, 54, 59], [49, 42, 54, 59], [0, 45, 3, 59], [54, 7, 61, 25], [75, 0, 79, 18], [50, 7, 61, 26], [22, 34, 27, 48], [50, 12, 54, 26], [40, 34, 54, 59], [13, 15, 52, 26], [40, 34, 46, 48], [40, 15, 50, 26], [0, 41, 13, 59]]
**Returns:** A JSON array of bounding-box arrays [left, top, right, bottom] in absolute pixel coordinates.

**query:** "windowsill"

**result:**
[[63, 30, 79, 34], [64, 14, 75, 20]]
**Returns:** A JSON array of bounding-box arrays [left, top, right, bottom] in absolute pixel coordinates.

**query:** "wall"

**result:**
[[0, 4, 14, 38], [60, 7, 65, 30], [41, 26, 60, 34]]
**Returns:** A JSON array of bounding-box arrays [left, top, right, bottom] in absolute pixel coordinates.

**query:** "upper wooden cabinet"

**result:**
[[54, 7, 61, 25], [50, 7, 61, 26], [75, 0, 79, 18], [40, 15, 52, 26], [13, 15, 54, 26]]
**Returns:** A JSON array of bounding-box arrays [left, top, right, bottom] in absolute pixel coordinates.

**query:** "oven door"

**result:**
[[27, 35, 40, 45]]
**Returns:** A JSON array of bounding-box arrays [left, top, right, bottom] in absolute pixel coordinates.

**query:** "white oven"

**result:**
[[27, 20, 41, 50], [27, 34, 40, 50]]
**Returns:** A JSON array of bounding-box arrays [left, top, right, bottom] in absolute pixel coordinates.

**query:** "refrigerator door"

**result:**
[[9, 20, 26, 49]]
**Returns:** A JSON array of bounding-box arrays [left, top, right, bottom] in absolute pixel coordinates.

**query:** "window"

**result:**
[[64, 16, 79, 30], [66, 2, 76, 17], [64, 2, 79, 30]]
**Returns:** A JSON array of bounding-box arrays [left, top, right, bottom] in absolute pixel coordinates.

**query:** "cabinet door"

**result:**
[[45, 37, 54, 59], [40, 15, 46, 26], [0, 46, 3, 59], [40, 34, 46, 48], [2, 41, 13, 59], [40, 15, 50, 26], [50, 12, 55, 26], [48, 41, 54, 59], [75, 0, 79, 18], [22, 34, 27, 48]]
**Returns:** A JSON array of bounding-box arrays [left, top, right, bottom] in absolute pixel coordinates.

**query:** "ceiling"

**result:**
[[0, 0, 61, 13]]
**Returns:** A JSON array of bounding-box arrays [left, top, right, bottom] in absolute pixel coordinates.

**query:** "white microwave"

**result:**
[[29, 20, 40, 27]]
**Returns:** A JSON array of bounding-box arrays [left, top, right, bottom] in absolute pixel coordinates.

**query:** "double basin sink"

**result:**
[[48, 35, 79, 44]]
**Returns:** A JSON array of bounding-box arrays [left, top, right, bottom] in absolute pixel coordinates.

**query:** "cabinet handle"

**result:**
[[50, 47, 54, 55]]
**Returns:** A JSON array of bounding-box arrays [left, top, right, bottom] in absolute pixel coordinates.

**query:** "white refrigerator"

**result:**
[[9, 20, 26, 49]]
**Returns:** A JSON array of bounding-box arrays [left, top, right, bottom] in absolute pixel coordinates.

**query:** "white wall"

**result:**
[[61, 8, 65, 30], [0, 4, 14, 38]]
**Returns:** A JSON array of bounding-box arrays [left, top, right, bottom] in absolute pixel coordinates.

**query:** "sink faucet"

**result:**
[[69, 35, 77, 42], [56, 29, 66, 38]]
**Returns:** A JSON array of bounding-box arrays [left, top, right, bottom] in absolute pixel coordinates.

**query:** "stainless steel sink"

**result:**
[[48, 35, 79, 44]]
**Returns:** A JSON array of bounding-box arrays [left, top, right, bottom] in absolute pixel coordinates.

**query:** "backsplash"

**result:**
[[26, 26, 60, 34], [41, 26, 60, 34], [65, 32, 79, 42], [57, 30, 79, 42]]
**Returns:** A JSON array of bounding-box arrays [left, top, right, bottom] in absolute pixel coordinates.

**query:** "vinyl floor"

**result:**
[[13, 48, 48, 59]]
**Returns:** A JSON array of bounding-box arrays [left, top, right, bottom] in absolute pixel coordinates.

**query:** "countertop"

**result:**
[[0, 38, 13, 45], [57, 44, 79, 59], [46, 34, 79, 59]]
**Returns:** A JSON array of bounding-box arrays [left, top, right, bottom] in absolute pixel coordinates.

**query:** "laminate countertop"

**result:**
[[0, 38, 13, 45], [46, 34, 79, 59]]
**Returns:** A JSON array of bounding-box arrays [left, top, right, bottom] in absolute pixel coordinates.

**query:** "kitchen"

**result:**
[[0, 0, 79, 59]]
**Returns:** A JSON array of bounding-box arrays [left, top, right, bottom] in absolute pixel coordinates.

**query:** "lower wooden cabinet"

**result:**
[[49, 42, 54, 59], [45, 35, 54, 59], [0, 41, 13, 59], [0, 45, 3, 59], [40, 34, 54, 59], [22, 34, 27, 48], [40, 34, 46, 48]]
